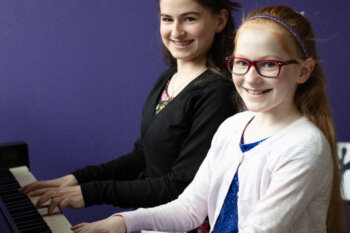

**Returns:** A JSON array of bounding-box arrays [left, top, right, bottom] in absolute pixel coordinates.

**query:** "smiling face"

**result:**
[[159, 0, 223, 66], [232, 22, 304, 116]]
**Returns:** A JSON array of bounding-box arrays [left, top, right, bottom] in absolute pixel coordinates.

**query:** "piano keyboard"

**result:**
[[0, 166, 73, 233]]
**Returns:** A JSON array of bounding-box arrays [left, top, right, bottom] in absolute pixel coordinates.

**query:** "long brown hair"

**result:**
[[236, 5, 346, 233], [157, 0, 240, 77]]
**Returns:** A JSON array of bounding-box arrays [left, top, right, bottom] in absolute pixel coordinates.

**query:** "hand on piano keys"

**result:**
[[19, 170, 85, 216], [20, 174, 78, 196], [0, 166, 74, 233], [23, 185, 85, 216]]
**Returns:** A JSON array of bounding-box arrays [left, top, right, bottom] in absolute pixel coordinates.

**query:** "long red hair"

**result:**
[[235, 5, 347, 233]]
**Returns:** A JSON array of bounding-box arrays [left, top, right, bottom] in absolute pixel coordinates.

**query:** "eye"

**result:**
[[161, 16, 173, 22], [234, 59, 248, 67], [184, 17, 196, 22], [260, 61, 278, 69]]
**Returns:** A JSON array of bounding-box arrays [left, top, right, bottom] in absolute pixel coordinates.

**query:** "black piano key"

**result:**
[[7, 202, 33, 212], [14, 218, 50, 232], [17, 219, 51, 230], [15, 217, 51, 231], [11, 208, 39, 218], [7, 206, 52, 232], [0, 169, 52, 233], [0, 190, 24, 198], [20, 229, 50, 233], [5, 199, 32, 210], [0, 184, 19, 193], [20, 226, 52, 233], [15, 217, 45, 226]]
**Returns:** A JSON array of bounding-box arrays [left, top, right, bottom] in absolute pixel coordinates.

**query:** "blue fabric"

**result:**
[[213, 172, 240, 233], [213, 137, 267, 233]]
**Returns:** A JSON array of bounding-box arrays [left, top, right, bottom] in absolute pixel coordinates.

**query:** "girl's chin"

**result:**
[[244, 103, 268, 113]]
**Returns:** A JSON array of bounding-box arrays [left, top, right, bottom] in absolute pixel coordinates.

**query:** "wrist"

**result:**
[[63, 174, 78, 186], [110, 215, 127, 233]]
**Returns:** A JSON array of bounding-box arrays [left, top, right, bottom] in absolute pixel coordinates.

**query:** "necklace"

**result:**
[[169, 68, 207, 98]]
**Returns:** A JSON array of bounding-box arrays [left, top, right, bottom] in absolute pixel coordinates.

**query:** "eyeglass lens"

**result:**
[[229, 58, 280, 78]]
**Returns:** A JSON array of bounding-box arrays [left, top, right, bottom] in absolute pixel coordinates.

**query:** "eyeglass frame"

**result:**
[[225, 56, 299, 78]]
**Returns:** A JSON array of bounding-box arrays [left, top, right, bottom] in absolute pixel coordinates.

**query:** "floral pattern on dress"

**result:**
[[155, 80, 173, 115]]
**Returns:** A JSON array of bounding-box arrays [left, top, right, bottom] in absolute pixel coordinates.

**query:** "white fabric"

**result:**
[[121, 111, 332, 233]]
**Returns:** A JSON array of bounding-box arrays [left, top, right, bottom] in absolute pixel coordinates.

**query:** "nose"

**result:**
[[244, 65, 262, 84], [171, 21, 184, 38]]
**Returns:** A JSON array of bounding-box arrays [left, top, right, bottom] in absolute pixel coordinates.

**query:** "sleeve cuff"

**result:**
[[118, 209, 148, 233]]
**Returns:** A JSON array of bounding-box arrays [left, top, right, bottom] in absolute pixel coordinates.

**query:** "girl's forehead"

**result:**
[[235, 23, 294, 58], [159, 0, 202, 13], [239, 21, 280, 35]]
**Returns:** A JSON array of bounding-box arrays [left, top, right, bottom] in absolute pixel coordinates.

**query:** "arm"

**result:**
[[23, 139, 146, 214], [20, 139, 144, 196], [119, 134, 219, 233], [71, 215, 127, 233], [71, 127, 225, 233], [72, 138, 145, 183], [80, 80, 235, 208], [68, 69, 174, 184]]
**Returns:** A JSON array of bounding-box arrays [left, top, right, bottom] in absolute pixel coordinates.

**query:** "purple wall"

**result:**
[[1, 0, 349, 226]]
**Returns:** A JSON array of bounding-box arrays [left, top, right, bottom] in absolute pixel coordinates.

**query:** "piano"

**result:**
[[0, 141, 73, 233]]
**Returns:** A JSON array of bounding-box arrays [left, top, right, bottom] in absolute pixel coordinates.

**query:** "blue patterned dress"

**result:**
[[212, 137, 267, 233]]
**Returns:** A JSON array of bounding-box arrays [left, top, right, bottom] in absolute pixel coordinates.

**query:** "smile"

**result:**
[[171, 40, 193, 46], [245, 88, 271, 95]]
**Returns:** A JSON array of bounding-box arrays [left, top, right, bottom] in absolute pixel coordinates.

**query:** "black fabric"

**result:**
[[72, 67, 237, 208]]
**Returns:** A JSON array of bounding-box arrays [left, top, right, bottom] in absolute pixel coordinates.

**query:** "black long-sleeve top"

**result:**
[[72, 67, 237, 208]]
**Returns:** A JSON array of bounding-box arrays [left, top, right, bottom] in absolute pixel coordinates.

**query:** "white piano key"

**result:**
[[10, 166, 73, 233]]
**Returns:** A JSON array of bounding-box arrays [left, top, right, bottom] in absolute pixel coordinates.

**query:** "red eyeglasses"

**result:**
[[225, 56, 298, 78]]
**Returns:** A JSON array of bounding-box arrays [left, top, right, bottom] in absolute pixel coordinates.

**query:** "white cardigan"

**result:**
[[121, 111, 332, 233]]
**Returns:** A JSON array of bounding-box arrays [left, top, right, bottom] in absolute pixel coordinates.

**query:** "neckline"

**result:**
[[237, 112, 306, 153], [152, 68, 210, 117], [165, 68, 209, 100], [167, 67, 208, 98]]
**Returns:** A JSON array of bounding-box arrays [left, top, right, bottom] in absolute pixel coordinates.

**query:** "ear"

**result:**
[[297, 58, 315, 84], [216, 9, 229, 33]]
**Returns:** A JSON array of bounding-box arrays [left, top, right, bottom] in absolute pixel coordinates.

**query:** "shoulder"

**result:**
[[194, 69, 234, 91], [183, 70, 235, 104], [270, 117, 332, 164], [284, 118, 329, 150], [212, 111, 254, 141], [181, 70, 236, 109]]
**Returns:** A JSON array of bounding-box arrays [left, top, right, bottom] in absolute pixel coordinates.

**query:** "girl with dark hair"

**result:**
[[71, 5, 346, 233], [20, 0, 239, 227]]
